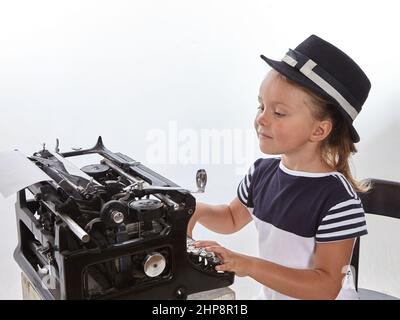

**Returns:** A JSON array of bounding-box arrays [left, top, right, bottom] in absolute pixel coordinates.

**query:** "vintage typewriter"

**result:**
[[14, 137, 234, 299]]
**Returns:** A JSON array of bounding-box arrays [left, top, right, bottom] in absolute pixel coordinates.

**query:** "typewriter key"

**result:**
[[199, 250, 208, 257]]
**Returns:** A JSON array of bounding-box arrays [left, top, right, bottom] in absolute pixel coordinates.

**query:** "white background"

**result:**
[[0, 0, 399, 299]]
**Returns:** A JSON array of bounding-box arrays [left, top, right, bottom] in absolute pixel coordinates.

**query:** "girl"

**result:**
[[187, 35, 371, 300]]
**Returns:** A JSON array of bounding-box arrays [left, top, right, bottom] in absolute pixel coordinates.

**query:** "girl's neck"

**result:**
[[281, 151, 334, 173]]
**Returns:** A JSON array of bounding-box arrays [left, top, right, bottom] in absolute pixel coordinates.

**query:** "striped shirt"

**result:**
[[237, 158, 367, 300]]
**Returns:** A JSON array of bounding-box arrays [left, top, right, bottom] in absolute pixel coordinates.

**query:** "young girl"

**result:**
[[187, 35, 371, 300]]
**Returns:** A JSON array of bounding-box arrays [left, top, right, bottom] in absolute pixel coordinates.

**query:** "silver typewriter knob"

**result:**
[[111, 210, 125, 224], [143, 252, 166, 277], [100, 200, 128, 227], [196, 169, 207, 192]]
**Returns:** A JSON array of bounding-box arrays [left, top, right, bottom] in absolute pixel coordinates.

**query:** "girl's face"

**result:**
[[255, 71, 323, 156]]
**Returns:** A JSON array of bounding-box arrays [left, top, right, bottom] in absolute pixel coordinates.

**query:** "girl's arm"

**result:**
[[198, 238, 355, 300], [187, 197, 252, 236]]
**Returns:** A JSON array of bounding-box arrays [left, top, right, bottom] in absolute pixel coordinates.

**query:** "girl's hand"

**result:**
[[194, 240, 252, 277]]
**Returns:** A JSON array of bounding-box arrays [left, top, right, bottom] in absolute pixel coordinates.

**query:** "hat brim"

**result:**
[[260, 55, 360, 143]]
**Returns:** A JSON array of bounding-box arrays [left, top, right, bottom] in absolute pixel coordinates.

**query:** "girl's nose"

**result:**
[[256, 109, 270, 128]]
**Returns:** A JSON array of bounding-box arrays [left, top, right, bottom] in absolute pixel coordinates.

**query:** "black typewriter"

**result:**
[[14, 137, 234, 299]]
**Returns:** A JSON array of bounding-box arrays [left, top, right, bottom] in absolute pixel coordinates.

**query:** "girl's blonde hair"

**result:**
[[276, 72, 370, 193]]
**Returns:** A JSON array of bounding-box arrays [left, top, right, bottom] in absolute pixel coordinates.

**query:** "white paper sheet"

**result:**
[[0, 150, 52, 198]]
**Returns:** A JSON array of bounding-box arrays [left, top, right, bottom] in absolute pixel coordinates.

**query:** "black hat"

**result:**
[[260, 34, 371, 143]]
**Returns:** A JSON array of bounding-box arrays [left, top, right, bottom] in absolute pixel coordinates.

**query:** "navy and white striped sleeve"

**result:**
[[316, 197, 368, 242], [237, 163, 256, 208]]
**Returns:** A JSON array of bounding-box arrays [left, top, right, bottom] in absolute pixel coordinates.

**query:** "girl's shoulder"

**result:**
[[319, 174, 362, 216], [326, 173, 359, 199]]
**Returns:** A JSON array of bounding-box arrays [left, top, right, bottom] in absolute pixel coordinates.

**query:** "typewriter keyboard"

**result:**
[[186, 237, 223, 272]]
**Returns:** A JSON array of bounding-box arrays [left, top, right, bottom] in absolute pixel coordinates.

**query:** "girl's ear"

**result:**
[[310, 120, 332, 142]]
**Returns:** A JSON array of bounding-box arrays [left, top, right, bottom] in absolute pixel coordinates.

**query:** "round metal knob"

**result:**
[[143, 252, 166, 277], [196, 169, 207, 192], [111, 210, 124, 224], [100, 200, 128, 227]]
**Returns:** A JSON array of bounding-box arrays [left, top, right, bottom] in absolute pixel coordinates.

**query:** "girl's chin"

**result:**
[[259, 142, 281, 155]]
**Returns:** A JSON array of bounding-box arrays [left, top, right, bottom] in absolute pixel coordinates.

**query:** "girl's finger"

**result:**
[[194, 240, 220, 248], [205, 246, 230, 261], [205, 245, 226, 254], [215, 263, 231, 272]]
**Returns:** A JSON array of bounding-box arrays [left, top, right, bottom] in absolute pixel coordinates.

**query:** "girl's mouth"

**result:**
[[258, 132, 272, 139]]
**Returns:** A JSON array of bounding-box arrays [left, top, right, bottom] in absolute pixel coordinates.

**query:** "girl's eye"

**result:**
[[274, 112, 286, 117], [257, 105, 264, 111]]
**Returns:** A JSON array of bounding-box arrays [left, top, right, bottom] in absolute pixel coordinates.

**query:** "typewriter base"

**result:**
[[21, 272, 235, 300]]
